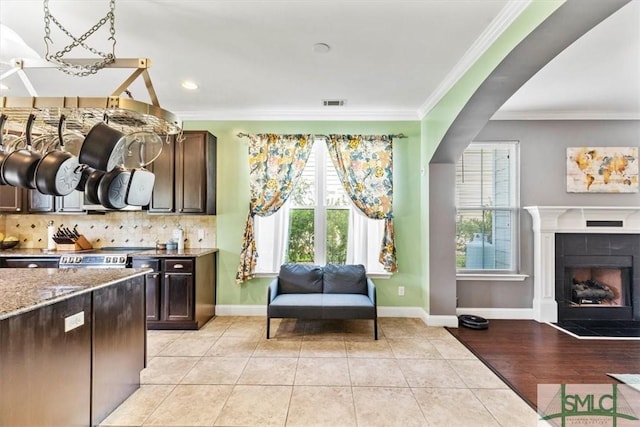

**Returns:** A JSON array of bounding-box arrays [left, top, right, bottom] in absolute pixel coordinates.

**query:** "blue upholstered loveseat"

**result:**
[[266, 263, 377, 339]]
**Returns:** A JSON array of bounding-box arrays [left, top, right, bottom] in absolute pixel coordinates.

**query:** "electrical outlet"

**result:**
[[197, 229, 205, 241], [64, 311, 85, 332], [398, 286, 405, 296]]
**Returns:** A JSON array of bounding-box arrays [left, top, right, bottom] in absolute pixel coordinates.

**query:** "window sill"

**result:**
[[456, 273, 529, 282], [254, 271, 393, 280]]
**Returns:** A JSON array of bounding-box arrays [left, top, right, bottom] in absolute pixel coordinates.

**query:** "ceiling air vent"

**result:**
[[323, 99, 346, 107]]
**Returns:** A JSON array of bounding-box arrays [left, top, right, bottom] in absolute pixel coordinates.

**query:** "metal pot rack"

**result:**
[[0, 58, 182, 138]]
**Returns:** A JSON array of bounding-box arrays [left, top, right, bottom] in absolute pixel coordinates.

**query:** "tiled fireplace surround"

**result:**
[[0, 212, 216, 249], [526, 206, 640, 323]]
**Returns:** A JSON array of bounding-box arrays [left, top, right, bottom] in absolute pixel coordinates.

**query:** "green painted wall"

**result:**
[[420, 0, 565, 313], [421, 0, 565, 160], [184, 120, 422, 307], [181, 1, 565, 313]]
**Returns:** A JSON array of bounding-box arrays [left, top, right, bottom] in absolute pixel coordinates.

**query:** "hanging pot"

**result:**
[[78, 121, 126, 172], [1, 114, 42, 189], [125, 168, 156, 206], [97, 165, 131, 209], [83, 168, 105, 205], [0, 114, 10, 185], [33, 115, 83, 196]]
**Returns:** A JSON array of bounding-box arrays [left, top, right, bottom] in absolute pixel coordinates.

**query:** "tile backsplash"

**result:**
[[0, 212, 216, 249]]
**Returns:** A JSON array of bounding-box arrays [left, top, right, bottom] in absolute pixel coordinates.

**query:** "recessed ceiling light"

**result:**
[[312, 43, 331, 54], [0, 83, 8, 91], [181, 80, 198, 90]]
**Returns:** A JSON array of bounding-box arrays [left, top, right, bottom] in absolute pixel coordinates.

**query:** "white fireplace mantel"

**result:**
[[524, 206, 640, 322]]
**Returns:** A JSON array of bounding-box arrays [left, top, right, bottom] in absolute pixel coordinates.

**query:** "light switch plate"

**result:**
[[64, 311, 85, 332]]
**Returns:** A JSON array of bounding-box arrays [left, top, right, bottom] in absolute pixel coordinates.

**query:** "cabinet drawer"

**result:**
[[132, 259, 160, 272], [3, 258, 59, 268], [164, 259, 193, 273]]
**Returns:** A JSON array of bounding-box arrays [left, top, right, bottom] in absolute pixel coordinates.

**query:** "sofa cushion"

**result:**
[[321, 294, 375, 319], [323, 264, 368, 295], [278, 263, 324, 294], [269, 293, 324, 318]]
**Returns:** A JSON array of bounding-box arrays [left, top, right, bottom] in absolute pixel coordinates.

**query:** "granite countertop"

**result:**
[[131, 248, 218, 258], [0, 268, 150, 320], [0, 248, 218, 258]]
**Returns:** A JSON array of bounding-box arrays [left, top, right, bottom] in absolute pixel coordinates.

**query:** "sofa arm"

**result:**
[[267, 278, 280, 304], [366, 278, 376, 306]]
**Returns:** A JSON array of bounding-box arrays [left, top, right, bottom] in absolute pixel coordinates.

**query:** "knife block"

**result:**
[[56, 235, 93, 251]]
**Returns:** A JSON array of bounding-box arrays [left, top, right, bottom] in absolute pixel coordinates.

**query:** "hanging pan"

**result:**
[[0, 114, 10, 185], [78, 120, 126, 172], [122, 131, 158, 206], [82, 167, 106, 205], [1, 114, 42, 189], [33, 115, 83, 196], [97, 165, 131, 209]]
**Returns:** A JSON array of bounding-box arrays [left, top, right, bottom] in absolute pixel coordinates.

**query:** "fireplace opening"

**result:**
[[555, 233, 640, 323], [568, 267, 630, 307]]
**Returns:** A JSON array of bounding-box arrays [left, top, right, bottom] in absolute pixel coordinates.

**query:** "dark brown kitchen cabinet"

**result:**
[[164, 270, 194, 321], [132, 258, 161, 321], [0, 185, 23, 212], [148, 131, 216, 214], [27, 190, 55, 213], [132, 252, 216, 330], [0, 275, 145, 427], [28, 190, 85, 213], [2, 257, 59, 268]]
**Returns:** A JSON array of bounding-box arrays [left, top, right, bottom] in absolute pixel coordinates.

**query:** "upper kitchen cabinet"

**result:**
[[27, 190, 85, 214], [0, 185, 23, 213], [149, 131, 216, 215]]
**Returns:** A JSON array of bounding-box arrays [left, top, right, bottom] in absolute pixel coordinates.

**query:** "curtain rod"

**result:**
[[236, 132, 407, 139]]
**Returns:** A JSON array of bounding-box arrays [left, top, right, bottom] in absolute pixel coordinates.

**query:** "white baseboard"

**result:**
[[425, 315, 459, 328], [216, 305, 429, 319], [376, 306, 426, 318], [215, 305, 476, 329], [216, 305, 266, 316], [456, 307, 534, 320]]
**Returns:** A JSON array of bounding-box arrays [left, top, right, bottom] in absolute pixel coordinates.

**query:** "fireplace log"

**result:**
[[571, 278, 615, 303]]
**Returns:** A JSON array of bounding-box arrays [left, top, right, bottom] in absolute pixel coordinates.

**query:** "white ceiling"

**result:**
[[0, 0, 638, 121]]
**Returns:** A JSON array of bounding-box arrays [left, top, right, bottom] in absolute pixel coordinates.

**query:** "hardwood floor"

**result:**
[[447, 320, 640, 409]]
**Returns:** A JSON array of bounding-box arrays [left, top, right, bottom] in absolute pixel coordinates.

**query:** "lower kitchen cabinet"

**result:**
[[0, 275, 145, 427], [132, 251, 215, 330]]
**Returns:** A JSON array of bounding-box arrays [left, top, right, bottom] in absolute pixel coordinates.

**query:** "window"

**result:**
[[455, 142, 519, 272], [255, 140, 386, 274]]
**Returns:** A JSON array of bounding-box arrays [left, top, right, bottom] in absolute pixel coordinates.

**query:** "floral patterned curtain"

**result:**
[[326, 134, 397, 272], [236, 134, 314, 284]]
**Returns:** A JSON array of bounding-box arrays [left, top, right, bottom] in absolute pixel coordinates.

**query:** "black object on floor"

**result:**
[[459, 314, 489, 330], [554, 320, 640, 338]]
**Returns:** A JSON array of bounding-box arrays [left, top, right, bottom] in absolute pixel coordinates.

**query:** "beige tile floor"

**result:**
[[99, 316, 539, 427]]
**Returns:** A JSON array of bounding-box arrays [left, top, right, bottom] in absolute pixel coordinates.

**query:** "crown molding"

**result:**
[[417, 0, 532, 119], [491, 110, 640, 120], [177, 108, 420, 122]]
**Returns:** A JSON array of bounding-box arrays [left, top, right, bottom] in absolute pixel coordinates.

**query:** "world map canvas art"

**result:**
[[566, 147, 639, 193]]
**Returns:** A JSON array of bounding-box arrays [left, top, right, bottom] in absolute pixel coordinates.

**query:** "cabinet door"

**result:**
[[148, 135, 175, 213], [175, 132, 205, 213], [145, 272, 161, 321], [57, 190, 85, 213], [0, 185, 23, 212], [27, 190, 55, 213], [175, 131, 216, 214], [132, 258, 161, 321], [163, 273, 193, 321]]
